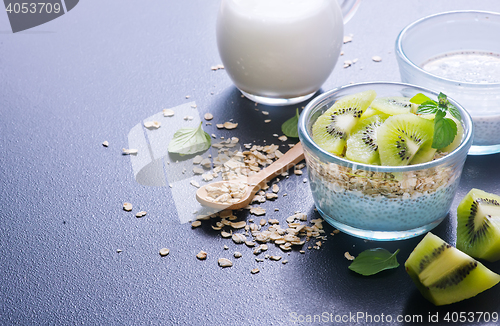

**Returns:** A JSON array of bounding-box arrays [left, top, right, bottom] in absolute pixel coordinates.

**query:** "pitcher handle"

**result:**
[[339, 0, 361, 24]]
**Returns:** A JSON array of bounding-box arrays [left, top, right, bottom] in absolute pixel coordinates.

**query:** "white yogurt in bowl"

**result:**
[[216, 0, 349, 105], [395, 11, 500, 155]]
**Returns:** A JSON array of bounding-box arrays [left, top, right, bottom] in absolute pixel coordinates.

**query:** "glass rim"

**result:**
[[298, 81, 474, 173], [395, 10, 500, 87]]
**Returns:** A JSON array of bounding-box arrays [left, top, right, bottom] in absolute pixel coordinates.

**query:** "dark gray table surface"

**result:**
[[1, 1, 500, 325]]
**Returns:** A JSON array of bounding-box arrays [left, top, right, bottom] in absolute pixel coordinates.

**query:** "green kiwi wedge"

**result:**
[[377, 113, 435, 166], [405, 232, 500, 306], [457, 189, 500, 262], [345, 115, 386, 165], [370, 96, 417, 116], [312, 90, 376, 155]]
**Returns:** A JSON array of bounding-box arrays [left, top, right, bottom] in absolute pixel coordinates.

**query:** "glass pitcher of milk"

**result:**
[[217, 0, 360, 106]]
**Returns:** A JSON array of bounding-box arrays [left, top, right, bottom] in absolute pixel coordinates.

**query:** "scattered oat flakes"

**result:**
[[196, 250, 207, 260], [218, 258, 233, 268], [102, 141, 109, 147], [344, 251, 355, 261], [192, 155, 203, 165], [116, 249, 122, 253], [282, 260, 288, 264], [159, 248, 170, 256], [372, 55, 382, 62], [245, 241, 256, 247], [294, 170, 303, 176], [193, 167, 204, 175], [185, 95, 190, 99], [232, 233, 247, 244], [233, 252, 242, 259], [135, 211, 147, 218], [223, 121, 238, 130], [250, 207, 266, 216], [278, 135, 288, 142], [122, 148, 138, 155], [204, 113, 214, 121], [191, 220, 202, 228], [343, 35, 353, 43], [270, 255, 282, 261], [163, 109, 175, 117], [343, 60, 353, 68], [231, 221, 246, 229], [251, 268, 260, 274], [223, 245, 229, 250], [190, 180, 200, 188], [202, 173, 214, 182], [183, 116, 194, 121], [144, 121, 161, 129], [262, 111, 269, 115], [272, 184, 279, 193], [123, 202, 133, 211], [264, 119, 271, 123], [221, 231, 232, 238]]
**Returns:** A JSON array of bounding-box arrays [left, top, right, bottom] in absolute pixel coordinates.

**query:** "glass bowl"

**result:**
[[298, 82, 473, 241], [395, 10, 500, 155]]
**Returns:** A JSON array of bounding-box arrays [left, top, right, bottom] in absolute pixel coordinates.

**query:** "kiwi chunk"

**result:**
[[405, 233, 500, 306], [370, 96, 417, 116], [377, 113, 434, 166], [345, 115, 386, 165], [457, 189, 500, 262], [312, 90, 376, 155]]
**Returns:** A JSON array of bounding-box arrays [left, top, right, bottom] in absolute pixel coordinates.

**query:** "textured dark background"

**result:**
[[1, 1, 500, 325]]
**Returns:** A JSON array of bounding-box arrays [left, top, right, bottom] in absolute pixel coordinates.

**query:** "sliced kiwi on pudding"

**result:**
[[377, 113, 435, 166], [345, 115, 386, 165], [371, 96, 417, 116], [312, 90, 376, 155], [405, 232, 500, 306], [457, 189, 500, 262]]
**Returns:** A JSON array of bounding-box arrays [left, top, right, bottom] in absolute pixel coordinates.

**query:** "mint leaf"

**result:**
[[281, 108, 300, 138], [348, 248, 400, 276], [168, 122, 211, 155], [432, 111, 457, 149], [446, 103, 461, 121], [416, 102, 439, 115], [438, 92, 447, 105], [410, 93, 432, 104]]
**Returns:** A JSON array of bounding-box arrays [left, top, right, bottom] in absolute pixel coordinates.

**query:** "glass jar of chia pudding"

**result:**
[[298, 82, 473, 241]]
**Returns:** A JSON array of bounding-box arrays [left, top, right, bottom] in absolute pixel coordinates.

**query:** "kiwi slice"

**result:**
[[359, 107, 389, 120], [312, 90, 376, 155], [457, 189, 500, 262], [345, 115, 386, 165], [405, 232, 500, 306], [377, 113, 435, 166], [370, 96, 417, 116]]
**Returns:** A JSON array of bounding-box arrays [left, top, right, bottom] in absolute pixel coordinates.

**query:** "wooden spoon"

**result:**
[[196, 142, 305, 210]]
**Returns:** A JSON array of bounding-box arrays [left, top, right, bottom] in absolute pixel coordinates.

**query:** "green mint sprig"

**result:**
[[410, 92, 461, 149], [281, 108, 300, 138], [348, 248, 400, 276], [168, 122, 211, 155]]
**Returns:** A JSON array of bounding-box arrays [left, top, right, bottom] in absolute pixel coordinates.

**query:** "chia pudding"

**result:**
[[304, 151, 463, 233]]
